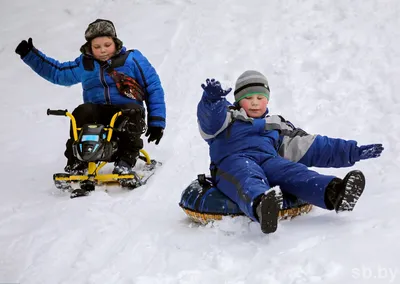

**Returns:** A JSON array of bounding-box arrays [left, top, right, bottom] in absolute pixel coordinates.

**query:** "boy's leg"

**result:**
[[261, 156, 366, 211], [216, 155, 279, 223], [261, 156, 336, 209], [112, 103, 146, 173]]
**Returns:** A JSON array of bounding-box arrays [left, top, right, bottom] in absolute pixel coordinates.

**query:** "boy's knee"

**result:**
[[119, 106, 146, 135], [122, 104, 145, 120]]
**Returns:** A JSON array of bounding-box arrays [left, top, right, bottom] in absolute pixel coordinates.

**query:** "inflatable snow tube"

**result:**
[[179, 174, 313, 224]]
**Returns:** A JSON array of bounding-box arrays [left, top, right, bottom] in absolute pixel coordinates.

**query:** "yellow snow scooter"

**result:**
[[47, 109, 159, 198]]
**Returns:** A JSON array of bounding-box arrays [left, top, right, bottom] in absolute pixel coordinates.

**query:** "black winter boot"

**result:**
[[325, 170, 366, 212], [254, 189, 283, 234], [113, 151, 140, 175], [64, 159, 88, 175]]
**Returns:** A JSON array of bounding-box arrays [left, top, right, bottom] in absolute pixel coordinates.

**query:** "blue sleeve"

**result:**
[[197, 92, 232, 141], [298, 135, 361, 168], [131, 50, 166, 129], [22, 48, 82, 86]]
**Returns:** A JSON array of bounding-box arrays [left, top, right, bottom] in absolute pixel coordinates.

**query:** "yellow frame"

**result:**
[[55, 111, 152, 184]]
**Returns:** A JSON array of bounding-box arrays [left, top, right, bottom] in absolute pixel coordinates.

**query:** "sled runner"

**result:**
[[179, 174, 313, 224], [47, 109, 160, 198]]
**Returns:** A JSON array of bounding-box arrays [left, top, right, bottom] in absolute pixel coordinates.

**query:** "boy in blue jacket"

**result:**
[[15, 19, 166, 175], [197, 70, 383, 234]]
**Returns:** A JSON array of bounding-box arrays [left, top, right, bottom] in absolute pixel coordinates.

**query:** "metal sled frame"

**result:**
[[49, 109, 153, 186], [53, 149, 151, 185]]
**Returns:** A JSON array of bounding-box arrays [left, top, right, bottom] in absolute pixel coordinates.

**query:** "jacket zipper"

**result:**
[[100, 64, 111, 104]]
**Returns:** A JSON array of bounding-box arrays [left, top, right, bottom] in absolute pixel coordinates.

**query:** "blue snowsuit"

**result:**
[[21, 46, 166, 128], [197, 93, 363, 221]]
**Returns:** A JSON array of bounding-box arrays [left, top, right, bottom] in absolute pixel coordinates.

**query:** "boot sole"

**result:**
[[336, 170, 365, 212], [70, 188, 91, 199], [260, 190, 282, 234]]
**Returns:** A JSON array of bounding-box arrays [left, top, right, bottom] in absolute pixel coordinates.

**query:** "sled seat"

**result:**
[[179, 175, 313, 225]]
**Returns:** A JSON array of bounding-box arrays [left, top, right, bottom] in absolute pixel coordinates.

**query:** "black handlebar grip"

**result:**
[[47, 109, 68, 116]]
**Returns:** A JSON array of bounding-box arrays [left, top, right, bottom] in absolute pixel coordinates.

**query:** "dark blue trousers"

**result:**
[[215, 154, 336, 221]]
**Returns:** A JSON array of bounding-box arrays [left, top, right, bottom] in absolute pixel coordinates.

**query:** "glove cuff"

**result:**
[[21, 47, 35, 60], [352, 146, 362, 162]]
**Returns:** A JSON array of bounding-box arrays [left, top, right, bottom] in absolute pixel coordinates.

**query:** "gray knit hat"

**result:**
[[80, 19, 123, 55], [234, 70, 270, 102]]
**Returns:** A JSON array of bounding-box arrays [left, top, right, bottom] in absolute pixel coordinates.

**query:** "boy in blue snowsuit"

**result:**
[[15, 19, 166, 175], [197, 70, 384, 234]]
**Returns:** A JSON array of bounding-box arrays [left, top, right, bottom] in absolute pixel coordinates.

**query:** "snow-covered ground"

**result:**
[[1, 0, 400, 283]]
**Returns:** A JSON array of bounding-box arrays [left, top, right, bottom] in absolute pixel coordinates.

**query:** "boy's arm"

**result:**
[[22, 47, 82, 86], [296, 135, 360, 168], [297, 136, 384, 167], [197, 79, 232, 142], [131, 50, 166, 129], [275, 116, 383, 167]]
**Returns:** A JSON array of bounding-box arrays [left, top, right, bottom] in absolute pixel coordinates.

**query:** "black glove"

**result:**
[[15, 38, 33, 59], [145, 126, 164, 145]]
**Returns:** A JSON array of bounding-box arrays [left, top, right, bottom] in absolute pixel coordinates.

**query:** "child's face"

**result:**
[[91, 36, 117, 61], [239, 94, 269, 118]]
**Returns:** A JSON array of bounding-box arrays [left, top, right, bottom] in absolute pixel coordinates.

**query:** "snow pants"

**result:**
[[64, 103, 145, 165], [214, 153, 336, 221]]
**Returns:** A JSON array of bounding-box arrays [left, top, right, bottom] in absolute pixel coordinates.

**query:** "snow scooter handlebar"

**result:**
[[47, 109, 68, 116], [47, 108, 124, 142]]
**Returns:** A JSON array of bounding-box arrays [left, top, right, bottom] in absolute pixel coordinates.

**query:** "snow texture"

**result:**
[[1, 0, 400, 283]]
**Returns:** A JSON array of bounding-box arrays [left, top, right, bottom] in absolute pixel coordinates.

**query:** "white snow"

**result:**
[[1, 0, 400, 283]]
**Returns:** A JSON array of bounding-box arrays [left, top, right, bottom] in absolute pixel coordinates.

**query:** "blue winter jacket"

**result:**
[[22, 46, 166, 128], [197, 92, 362, 167]]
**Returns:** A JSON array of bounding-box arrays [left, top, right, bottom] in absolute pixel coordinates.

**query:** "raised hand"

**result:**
[[201, 78, 232, 100], [15, 38, 33, 59]]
